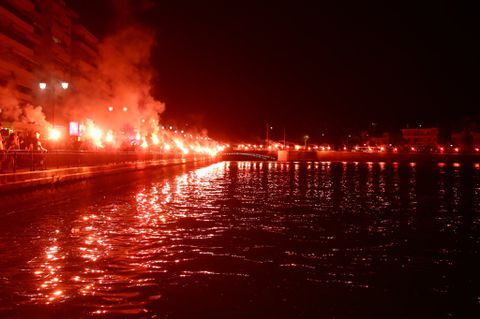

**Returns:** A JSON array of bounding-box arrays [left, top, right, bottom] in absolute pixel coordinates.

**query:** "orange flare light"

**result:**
[[151, 133, 160, 145], [48, 128, 61, 141], [105, 131, 114, 143]]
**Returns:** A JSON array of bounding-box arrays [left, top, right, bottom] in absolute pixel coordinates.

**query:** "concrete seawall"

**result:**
[[0, 156, 216, 192], [277, 150, 480, 163]]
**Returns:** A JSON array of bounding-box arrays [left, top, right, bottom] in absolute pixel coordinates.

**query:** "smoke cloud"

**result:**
[[1, 22, 164, 136], [0, 85, 49, 127], [64, 24, 165, 133], [0, 85, 22, 122]]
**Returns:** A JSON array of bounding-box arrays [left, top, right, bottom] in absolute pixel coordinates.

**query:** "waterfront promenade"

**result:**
[[0, 151, 215, 192], [277, 150, 480, 163], [221, 149, 480, 163], [3, 149, 480, 193]]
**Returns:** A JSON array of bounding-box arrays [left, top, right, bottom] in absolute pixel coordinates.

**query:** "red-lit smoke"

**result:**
[[64, 25, 165, 132]]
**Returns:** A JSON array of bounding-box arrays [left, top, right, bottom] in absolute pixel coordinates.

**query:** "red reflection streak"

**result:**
[[162, 182, 172, 204], [135, 187, 167, 226], [28, 163, 225, 312], [76, 213, 111, 298], [32, 230, 66, 304]]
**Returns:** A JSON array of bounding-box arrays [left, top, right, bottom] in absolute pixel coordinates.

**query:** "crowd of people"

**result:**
[[0, 130, 47, 173]]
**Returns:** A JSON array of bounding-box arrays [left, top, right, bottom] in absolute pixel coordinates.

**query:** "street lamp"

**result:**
[[38, 81, 69, 125], [303, 134, 310, 149], [266, 123, 273, 147], [108, 106, 114, 112]]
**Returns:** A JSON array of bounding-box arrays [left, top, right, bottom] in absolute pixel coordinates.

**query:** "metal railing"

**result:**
[[0, 150, 192, 174]]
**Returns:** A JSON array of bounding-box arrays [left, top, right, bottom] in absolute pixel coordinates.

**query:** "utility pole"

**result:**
[[266, 123, 269, 147]]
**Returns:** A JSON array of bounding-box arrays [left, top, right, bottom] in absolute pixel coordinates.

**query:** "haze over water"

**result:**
[[0, 161, 479, 318]]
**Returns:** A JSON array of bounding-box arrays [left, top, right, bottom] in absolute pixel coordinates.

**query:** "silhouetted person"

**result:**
[[5, 133, 19, 171], [0, 134, 5, 173]]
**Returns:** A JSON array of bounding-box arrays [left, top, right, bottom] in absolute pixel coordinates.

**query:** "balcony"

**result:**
[[1, 1, 35, 26], [0, 23, 35, 51]]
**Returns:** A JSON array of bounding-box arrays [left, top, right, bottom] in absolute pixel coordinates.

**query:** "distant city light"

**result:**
[[123, 106, 128, 112], [39, 82, 47, 90], [61, 82, 69, 89], [108, 106, 114, 112]]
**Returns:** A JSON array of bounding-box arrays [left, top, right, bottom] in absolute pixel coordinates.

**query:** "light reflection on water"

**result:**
[[0, 161, 479, 318]]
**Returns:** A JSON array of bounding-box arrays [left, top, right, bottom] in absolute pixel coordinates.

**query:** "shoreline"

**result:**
[[0, 156, 216, 193], [277, 150, 480, 163]]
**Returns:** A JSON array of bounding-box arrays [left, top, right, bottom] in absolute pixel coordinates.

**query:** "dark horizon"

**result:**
[[66, 0, 479, 143]]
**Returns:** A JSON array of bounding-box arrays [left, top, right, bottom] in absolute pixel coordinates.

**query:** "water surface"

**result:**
[[0, 161, 479, 318]]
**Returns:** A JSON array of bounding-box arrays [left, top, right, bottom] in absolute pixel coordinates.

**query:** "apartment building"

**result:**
[[0, 0, 99, 114]]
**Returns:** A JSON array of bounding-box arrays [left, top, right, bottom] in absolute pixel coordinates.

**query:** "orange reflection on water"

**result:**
[[33, 230, 67, 304]]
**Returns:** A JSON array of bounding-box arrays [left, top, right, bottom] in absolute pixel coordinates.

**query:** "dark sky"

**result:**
[[66, 1, 478, 142]]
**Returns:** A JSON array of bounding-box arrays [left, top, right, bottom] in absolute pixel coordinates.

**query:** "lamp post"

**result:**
[[303, 134, 310, 149], [39, 81, 69, 125], [266, 123, 273, 147]]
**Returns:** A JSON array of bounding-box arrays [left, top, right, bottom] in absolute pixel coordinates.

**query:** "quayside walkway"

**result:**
[[0, 151, 215, 192]]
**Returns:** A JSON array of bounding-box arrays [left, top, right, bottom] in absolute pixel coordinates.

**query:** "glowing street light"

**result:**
[[39, 81, 69, 125], [123, 106, 128, 112], [108, 106, 114, 112]]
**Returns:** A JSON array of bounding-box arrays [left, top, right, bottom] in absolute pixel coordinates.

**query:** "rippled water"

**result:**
[[1, 161, 480, 318]]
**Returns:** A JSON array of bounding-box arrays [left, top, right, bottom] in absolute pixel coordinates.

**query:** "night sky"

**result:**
[[66, 1, 478, 142]]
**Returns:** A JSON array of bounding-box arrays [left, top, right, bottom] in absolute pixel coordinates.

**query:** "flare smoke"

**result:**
[[0, 85, 48, 127], [1, 24, 164, 133], [65, 24, 165, 132]]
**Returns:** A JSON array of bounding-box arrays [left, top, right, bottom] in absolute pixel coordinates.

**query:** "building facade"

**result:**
[[0, 0, 99, 119], [401, 128, 439, 147], [0, 0, 38, 104], [451, 129, 480, 149]]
